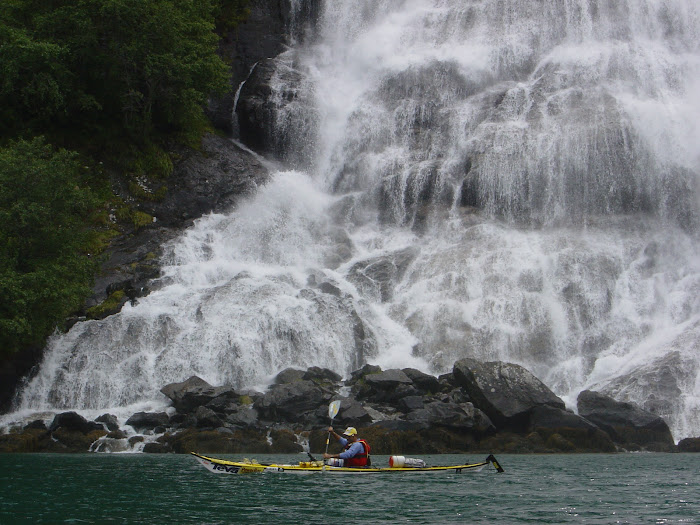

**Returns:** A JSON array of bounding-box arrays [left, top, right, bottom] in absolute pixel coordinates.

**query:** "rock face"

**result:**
[[577, 390, 676, 451], [207, 0, 321, 133], [453, 358, 565, 429]]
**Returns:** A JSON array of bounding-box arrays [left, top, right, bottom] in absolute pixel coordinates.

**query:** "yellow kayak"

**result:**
[[191, 452, 504, 475]]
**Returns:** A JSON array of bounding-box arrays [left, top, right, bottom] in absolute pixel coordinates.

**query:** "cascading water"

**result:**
[[7, 0, 700, 441]]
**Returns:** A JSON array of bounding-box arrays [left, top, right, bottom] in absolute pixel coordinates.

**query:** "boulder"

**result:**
[[677, 437, 700, 452], [303, 366, 342, 384], [528, 405, 616, 452], [355, 369, 418, 403], [125, 412, 170, 432], [24, 420, 48, 431], [255, 380, 330, 423], [453, 358, 565, 429], [49, 412, 105, 434], [143, 442, 172, 454], [95, 413, 119, 432], [160, 376, 234, 413], [577, 390, 675, 450], [223, 407, 260, 429], [404, 401, 495, 434], [402, 368, 441, 394], [274, 368, 306, 384], [332, 398, 373, 425], [193, 406, 224, 429], [398, 396, 425, 413]]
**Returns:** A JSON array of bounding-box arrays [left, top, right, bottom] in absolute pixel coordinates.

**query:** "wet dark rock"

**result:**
[[354, 369, 418, 403], [128, 436, 145, 447], [95, 414, 119, 432], [677, 437, 700, 452], [398, 396, 425, 413], [162, 428, 270, 454], [51, 428, 108, 452], [49, 412, 105, 434], [223, 407, 259, 429], [274, 368, 306, 384], [349, 364, 383, 382], [453, 358, 565, 429], [193, 406, 223, 429], [143, 442, 172, 454], [303, 366, 342, 384], [270, 429, 304, 453], [405, 401, 495, 435], [160, 376, 234, 413], [402, 368, 441, 394], [125, 412, 170, 432], [24, 420, 47, 431], [370, 419, 430, 432], [577, 390, 675, 450], [528, 405, 616, 452], [255, 380, 332, 423], [332, 398, 373, 426]]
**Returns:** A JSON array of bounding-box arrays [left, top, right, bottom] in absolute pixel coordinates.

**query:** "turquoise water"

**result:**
[[0, 453, 696, 524]]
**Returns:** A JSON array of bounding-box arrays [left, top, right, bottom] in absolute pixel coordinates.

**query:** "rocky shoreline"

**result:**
[[3, 358, 697, 455]]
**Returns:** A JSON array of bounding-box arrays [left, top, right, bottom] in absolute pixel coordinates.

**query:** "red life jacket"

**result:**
[[344, 439, 371, 467]]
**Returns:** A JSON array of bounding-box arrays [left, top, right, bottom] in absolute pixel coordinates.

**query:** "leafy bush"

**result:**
[[1, 0, 231, 144], [0, 138, 100, 355]]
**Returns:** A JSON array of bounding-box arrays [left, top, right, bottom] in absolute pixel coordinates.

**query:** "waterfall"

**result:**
[[9, 0, 700, 441]]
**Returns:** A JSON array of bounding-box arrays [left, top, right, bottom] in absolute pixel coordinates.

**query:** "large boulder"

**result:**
[[49, 412, 105, 434], [577, 390, 675, 450], [354, 369, 418, 403], [528, 405, 616, 452], [331, 397, 373, 426], [453, 358, 565, 429], [677, 437, 700, 452], [125, 412, 170, 432], [402, 368, 441, 394], [274, 368, 306, 384], [255, 380, 331, 423], [161, 376, 234, 413], [404, 401, 495, 435]]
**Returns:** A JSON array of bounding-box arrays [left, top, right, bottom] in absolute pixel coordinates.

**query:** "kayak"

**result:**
[[191, 452, 505, 475]]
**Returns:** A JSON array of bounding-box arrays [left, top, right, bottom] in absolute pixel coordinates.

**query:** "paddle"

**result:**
[[323, 400, 341, 470]]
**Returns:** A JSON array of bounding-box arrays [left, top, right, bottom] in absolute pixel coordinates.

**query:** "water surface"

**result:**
[[1, 453, 696, 524]]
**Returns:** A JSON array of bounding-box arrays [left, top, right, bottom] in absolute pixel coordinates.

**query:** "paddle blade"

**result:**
[[328, 400, 341, 420]]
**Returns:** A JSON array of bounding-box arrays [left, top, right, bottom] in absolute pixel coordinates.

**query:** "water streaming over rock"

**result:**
[[11, 0, 700, 440]]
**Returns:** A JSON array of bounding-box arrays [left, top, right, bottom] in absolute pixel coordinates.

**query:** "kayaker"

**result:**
[[324, 426, 371, 467]]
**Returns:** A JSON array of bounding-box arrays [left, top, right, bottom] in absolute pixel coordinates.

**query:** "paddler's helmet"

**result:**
[[343, 427, 358, 436]]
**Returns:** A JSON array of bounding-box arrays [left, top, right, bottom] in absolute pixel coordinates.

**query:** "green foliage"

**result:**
[[1, 0, 231, 144], [0, 138, 99, 355], [216, 0, 251, 32]]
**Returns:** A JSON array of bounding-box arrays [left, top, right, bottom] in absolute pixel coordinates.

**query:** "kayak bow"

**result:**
[[191, 452, 504, 475]]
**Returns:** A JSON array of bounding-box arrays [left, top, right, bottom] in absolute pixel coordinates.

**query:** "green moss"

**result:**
[[86, 290, 126, 320], [131, 210, 154, 230], [83, 228, 120, 255], [239, 395, 253, 406]]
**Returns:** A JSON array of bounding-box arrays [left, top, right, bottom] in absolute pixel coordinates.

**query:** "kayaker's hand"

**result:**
[[323, 453, 331, 459], [328, 426, 334, 432]]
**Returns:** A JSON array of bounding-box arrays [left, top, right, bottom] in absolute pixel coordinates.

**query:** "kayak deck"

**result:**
[[192, 452, 504, 475]]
